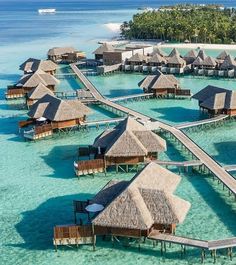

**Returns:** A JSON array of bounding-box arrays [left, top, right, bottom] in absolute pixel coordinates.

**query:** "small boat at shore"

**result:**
[[38, 9, 56, 14]]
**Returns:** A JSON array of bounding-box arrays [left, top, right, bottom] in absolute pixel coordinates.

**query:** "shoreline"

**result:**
[[158, 42, 236, 50]]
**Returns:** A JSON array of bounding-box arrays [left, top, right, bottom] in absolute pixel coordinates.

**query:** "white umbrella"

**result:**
[[85, 203, 104, 213], [37, 117, 47, 122]]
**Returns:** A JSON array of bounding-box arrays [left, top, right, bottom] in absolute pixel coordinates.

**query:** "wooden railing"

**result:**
[[167, 88, 191, 96], [76, 159, 105, 171], [6, 87, 24, 95]]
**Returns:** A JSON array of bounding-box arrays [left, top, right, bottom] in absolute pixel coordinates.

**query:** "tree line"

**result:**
[[120, 7, 236, 44]]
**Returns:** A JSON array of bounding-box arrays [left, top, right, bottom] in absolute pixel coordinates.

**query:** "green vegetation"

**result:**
[[121, 6, 236, 44]]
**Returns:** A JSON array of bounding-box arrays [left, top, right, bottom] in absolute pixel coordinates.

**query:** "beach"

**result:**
[[158, 42, 236, 50]]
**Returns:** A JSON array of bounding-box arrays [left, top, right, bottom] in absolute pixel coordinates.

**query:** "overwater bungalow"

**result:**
[[220, 55, 236, 70], [6, 70, 60, 99], [17, 70, 59, 92], [183, 49, 197, 64], [26, 83, 54, 107], [54, 162, 191, 250], [151, 47, 167, 57], [93, 43, 115, 61], [138, 70, 191, 97], [166, 55, 186, 74], [216, 50, 229, 64], [197, 49, 207, 60], [20, 94, 91, 140], [167, 48, 179, 58], [47, 47, 86, 63], [19, 58, 57, 75], [127, 53, 148, 65], [148, 53, 167, 68], [74, 117, 166, 175], [192, 85, 236, 116]]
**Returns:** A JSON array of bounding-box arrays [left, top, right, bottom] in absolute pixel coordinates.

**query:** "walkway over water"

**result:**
[[83, 117, 125, 127], [70, 63, 236, 198], [175, 115, 228, 130], [154, 160, 203, 168], [148, 230, 236, 252], [110, 93, 153, 102]]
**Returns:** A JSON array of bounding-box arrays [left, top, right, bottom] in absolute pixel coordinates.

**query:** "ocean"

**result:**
[[1, 1, 236, 265]]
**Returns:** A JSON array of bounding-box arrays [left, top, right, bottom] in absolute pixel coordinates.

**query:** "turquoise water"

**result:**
[[1, 1, 236, 265]]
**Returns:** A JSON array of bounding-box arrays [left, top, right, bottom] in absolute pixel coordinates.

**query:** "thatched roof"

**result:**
[[168, 48, 180, 58], [93, 43, 115, 55], [47, 47, 76, 56], [92, 162, 191, 230], [148, 53, 166, 64], [128, 53, 147, 63], [192, 85, 236, 110], [220, 55, 236, 70], [216, 50, 229, 61], [202, 56, 217, 67], [93, 117, 166, 157], [27, 83, 54, 100], [192, 56, 203, 66], [16, 70, 60, 88], [184, 49, 197, 59], [138, 70, 178, 90], [19, 58, 57, 73], [28, 94, 91, 121], [197, 49, 207, 60], [167, 54, 185, 65], [152, 47, 167, 57]]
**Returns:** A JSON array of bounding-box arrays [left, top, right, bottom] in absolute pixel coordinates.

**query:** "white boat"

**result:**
[[38, 9, 56, 14]]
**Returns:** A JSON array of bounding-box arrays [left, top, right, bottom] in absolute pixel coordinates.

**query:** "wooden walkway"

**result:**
[[175, 115, 228, 130], [154, 159, 203, 168], [83, 117, 125, 127], [148, 230, 236, 251], [110, 93, 153, 102], [223, 165, 236, 172], [70, 63, 236, 198]]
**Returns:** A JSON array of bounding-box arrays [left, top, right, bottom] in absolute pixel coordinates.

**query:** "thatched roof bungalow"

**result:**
[[166, 52, 186, 68], [220, 55, 236, 70], [127, 53, 148, 65], [151, 47, 167, 57], [93, 43, 115, 61], [183, 49, 197, 64], [168, 48, 180, 58], [26, 83, 54, 107], [216, 50, 229, 63], [138, 70, 179, 96], [92, 162, 191, 237], [197, 49, 207, 60], [148, 53, 166, 66], [93, 117, 166, 166], [192, 56, 203, 68], [202, 56, 217, 69], [47, 47, 85, 63], [19, 58, 57, 75], [28, 94, 91, 129], [16, 70, 60, 92], [192, 85, 236, 116]]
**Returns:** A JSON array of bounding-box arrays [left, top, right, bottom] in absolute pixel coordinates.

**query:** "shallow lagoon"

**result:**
[[1, 3, 236, 265]]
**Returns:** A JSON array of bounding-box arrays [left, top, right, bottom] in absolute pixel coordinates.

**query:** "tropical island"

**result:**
[[121, 5, 236, 44]]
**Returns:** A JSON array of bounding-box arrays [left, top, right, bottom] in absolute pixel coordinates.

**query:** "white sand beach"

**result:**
[[158, 42, 236, 50]]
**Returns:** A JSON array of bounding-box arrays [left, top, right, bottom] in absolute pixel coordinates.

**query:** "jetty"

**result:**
[[110, 93, 153, 102], [148, 231, 235, 263], [70, 63, 236, 199], [175, 114, 228, 130], [83, 117, 125, 128]]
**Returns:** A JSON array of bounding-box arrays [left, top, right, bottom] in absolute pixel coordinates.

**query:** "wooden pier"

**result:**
[[70, 63, 236, 199], [110, 93, 153, 103], [175, 115, 229, 130], [148, 230, 236, 263], [82, 117, 125, 128]]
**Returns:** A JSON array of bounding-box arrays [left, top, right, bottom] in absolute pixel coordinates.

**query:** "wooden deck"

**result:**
[[83, 117, 125, 127], [70, 63, 236, 197], [175, 115, 228, 130]]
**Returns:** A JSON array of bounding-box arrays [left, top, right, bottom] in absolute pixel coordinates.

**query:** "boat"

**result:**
[[38, 9, 56, 14]]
